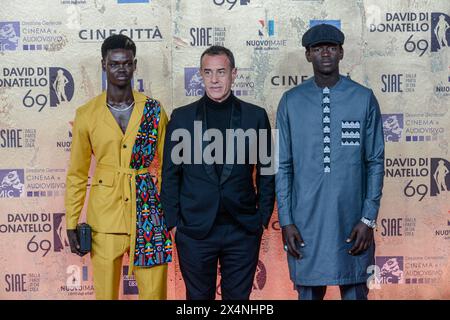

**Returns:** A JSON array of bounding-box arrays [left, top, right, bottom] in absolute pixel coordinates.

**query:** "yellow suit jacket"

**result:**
[[65, 90, 168, 234]]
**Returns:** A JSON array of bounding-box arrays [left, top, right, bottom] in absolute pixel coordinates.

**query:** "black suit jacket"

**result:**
[[161, 95, 275, 239]]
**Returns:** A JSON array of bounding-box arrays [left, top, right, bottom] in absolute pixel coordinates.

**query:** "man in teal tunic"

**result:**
[[275, 24, 384, 300]]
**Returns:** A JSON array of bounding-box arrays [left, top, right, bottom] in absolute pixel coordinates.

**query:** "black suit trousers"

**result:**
[[175, 220, 263, 300]]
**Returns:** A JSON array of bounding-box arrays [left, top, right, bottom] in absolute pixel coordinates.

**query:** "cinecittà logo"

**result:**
[[78, 27, 162, 42]]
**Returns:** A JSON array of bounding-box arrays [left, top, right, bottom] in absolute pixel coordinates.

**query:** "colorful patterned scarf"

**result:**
[[130, 98, 172, 266]]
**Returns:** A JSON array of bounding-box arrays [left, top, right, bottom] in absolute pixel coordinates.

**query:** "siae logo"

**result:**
[[381, 74, 404, 93], [1, 129, 23, 148], [190, 27, 214, 47], [0, 22, 20, 51], [189, 27, 226, 47], [380, 218, 403, 237], [184, 67, 205, 96], [382, 114, 403, 142], [4, 273, 27, 292], [381, 73, 416, 94]]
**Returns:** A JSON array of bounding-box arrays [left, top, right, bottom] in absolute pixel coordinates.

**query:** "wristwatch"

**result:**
[[360, 217, 377, 229]]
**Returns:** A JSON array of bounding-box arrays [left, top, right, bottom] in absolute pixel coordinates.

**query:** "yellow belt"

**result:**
[[96, 163, 149, 276]]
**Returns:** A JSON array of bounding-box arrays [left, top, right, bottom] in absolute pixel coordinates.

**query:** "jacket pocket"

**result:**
[[91, 171, 115, 187], [341, 120, 361, 146]]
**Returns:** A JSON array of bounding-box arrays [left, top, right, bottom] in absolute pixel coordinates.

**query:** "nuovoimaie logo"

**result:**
[[246, 18, 286, 49], [431, 13, 450, 52], [0, 22, 20, 51], [0, 169, 25, 198], [376, 256, 405, 284], [258, 19, 275, 37], [49, 67, 75, 107], [62, 264, 94, 296], [65, 265, 89, 288], [382, 114, 404, 142], [430, 158, 450, 197], [184, 67, 205, 96], [69, 121, 73, 138]]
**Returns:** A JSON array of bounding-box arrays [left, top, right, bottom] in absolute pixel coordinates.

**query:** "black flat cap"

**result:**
[[302, 24, 345, 48]]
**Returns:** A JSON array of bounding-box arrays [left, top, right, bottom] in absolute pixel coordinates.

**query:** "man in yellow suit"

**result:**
[[65, 34, 172, 300]]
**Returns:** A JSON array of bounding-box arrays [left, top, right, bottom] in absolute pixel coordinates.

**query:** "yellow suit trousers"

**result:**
[[91, 232, 167, 300]]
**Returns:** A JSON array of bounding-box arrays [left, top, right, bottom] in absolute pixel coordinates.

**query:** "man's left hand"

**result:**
[[346, 221, 374, 256]]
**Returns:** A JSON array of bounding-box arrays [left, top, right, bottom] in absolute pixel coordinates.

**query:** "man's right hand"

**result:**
[[67, 229, 84, 256], [282, 224, 305, 259]]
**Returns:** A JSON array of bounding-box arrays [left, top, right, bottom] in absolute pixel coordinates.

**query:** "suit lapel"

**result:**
[[196, 97, 219, 185], [219, 96, 241, 185], [123, 91, 146, 142]]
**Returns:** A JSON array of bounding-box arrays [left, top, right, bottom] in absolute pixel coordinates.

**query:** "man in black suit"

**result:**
[[161, 46, 275, 300]]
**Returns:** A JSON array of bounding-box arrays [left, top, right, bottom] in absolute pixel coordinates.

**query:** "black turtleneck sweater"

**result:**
[[205, 94, 233, 177], [204, 93, 234, 224]]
